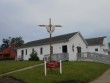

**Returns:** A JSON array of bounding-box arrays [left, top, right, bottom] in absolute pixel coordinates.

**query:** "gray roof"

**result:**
[[86, 36, 106, 46], [19, 32, 78, 48]]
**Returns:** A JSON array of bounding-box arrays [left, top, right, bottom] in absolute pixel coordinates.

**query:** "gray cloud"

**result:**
[[0, 0, 110, 45]]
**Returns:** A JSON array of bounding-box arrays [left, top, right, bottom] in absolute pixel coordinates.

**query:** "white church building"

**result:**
[[17, 32, 110, 61], [17, 32, 88, 61]]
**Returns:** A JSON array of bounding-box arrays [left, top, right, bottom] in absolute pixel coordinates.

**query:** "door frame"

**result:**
[[62, 45, 68, 53]]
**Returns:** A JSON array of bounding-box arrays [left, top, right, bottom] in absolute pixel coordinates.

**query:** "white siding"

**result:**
[[68, 33, 87, 61], [17, 42, 69, 60], [103, 38, 109, 55], [87, 46, 101, 54]]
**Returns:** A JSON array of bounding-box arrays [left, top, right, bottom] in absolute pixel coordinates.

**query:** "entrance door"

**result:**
[[21, 50, 24, 60], [77, 47, 81, 53], [62, 45, 68, 53]]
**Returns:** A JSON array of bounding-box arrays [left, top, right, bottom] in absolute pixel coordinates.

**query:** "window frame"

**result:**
[[95, 48, 98, 52]]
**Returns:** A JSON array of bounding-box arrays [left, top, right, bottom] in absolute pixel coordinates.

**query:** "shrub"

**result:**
[[29, 51, 39, 61]]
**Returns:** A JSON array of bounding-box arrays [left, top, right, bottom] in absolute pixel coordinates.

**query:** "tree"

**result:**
[[10, 37, 24, 47], [29, 51, 39, 61], [0, 37, 24, 50], [0, 38, 10, 50]]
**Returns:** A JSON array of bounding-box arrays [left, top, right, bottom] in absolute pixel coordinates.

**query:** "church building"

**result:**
[[17, 32, 88, 61]]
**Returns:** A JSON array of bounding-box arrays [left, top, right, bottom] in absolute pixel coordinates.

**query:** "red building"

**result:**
[[0, 47, 16, 59]]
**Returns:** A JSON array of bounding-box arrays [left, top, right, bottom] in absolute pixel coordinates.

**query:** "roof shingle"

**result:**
[[20, 32, 78, 48], [86, 36, 106, 46]]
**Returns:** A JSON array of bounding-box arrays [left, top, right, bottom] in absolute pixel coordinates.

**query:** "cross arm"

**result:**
[[38, 25, 47, 27], [53, 25, 62, 27]]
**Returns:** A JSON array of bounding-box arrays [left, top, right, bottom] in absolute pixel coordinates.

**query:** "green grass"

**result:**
[[0, 61, 42, 74], [9, 61, 110, 83]]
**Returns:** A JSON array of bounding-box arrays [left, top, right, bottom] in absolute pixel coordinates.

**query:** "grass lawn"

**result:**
[[0, 61, 42, 74], [9, 61, 110, 83]]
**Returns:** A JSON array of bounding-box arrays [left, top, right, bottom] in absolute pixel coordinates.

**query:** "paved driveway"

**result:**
[[89, 69, 110, 83]]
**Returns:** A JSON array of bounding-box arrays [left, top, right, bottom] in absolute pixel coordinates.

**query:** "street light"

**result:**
[[38, 18, 62, 62]]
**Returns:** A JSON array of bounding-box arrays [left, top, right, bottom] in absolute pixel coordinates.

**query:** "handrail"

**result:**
[[44, 53, 69, 62]]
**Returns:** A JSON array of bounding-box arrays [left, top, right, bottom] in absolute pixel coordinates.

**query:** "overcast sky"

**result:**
[[0, 0, 110, 44]]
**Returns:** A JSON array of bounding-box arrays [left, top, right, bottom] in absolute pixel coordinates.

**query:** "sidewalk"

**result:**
[[89, 69, 110, 83], [0, 63, 43, 77]]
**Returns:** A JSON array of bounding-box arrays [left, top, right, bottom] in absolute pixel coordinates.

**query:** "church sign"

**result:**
[[46, 61, 60, 68], [44, 60, 62, 76]]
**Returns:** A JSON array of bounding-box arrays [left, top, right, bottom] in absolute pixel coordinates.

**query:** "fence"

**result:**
[[44, 53, 69, 62], [77, 52, 110, 64]]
